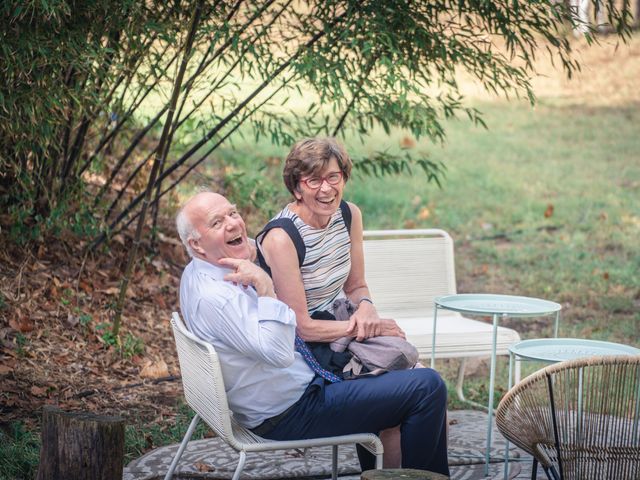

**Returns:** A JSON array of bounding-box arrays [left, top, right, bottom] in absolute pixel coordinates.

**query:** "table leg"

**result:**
[[503, 351, 515, 480], [431, 306, 438, 369], [554, 311, 560, 338], [485, 313, 500, 476]]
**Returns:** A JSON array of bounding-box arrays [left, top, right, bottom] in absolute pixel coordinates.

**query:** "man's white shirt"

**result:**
[[179, 257, 314, 427]]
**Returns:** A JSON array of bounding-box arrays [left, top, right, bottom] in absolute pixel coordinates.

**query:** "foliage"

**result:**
[[0, 422, 40, 480], [1, 0, 632, 248]]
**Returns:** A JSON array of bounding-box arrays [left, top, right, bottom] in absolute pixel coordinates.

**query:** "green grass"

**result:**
[[0, 423, 40, 480], [124, 400, 209, 464]]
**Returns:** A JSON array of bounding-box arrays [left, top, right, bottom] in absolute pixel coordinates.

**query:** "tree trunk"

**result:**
[[36, 406, 124, 480]]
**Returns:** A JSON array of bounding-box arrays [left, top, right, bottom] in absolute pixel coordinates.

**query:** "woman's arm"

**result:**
[[261, 228, 356, 342], [343, 202, 404, 341]]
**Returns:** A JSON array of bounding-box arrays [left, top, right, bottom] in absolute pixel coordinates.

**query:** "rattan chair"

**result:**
[[496, 355, 640, 480], [165, 312, 383, 480]]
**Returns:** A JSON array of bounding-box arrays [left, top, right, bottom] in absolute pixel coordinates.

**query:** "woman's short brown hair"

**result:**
[[283, 137, 352, 195]]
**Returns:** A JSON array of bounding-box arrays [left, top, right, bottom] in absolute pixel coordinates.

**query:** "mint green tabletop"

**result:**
[[435, 293, 561, 317], [509, 338, 640, 363]]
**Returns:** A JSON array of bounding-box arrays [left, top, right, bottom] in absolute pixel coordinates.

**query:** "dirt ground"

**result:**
[[1, 34, 638, 433]]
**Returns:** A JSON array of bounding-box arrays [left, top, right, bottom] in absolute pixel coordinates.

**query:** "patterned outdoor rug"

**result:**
[[124, 410, 522, 480]]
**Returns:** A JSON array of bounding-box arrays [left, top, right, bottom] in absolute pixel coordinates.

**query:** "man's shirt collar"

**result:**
[[191, 256, 231, 282]]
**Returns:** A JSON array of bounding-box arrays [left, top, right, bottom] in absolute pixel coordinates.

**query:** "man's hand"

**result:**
[[219, 258, 276, 298], [351, 301, 405, 341]]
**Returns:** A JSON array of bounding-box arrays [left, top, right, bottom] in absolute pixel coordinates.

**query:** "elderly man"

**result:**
[[176, 191, 449, 475]]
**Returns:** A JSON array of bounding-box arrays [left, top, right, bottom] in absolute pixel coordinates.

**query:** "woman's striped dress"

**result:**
[[267, 204, 351, 315]]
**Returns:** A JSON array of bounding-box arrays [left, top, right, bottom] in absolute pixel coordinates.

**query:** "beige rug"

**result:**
[[124, 410, 522, 480]]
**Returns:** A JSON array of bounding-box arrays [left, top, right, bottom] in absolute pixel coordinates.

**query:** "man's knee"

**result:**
[[412, 368, 447, 404]]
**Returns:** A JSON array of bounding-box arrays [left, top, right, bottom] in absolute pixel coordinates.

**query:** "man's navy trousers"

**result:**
[[259, 367, 449, 476]]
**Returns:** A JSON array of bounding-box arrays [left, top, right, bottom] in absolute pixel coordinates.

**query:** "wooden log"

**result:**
[[36, 406, 124, 480], [361, 468, 449, 480]]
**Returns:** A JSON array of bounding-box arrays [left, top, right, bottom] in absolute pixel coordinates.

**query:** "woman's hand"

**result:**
[[351, 301, 405, 341], [219, 257, 276, 298]]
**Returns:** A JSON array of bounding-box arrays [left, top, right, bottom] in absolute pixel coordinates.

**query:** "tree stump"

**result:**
[[361, 468, 449, 480], [36, 406, 124, 480]]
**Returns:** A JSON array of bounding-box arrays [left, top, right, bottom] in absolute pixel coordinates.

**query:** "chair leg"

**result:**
[[542, 465, 560, 480], [231, 450, 247, 480], [548, 466, 561, 480], [375, 447, 383, 469], [164, 413, 201, 480], [455, 358, 467, 402], [332, 445, 338, 480], [531, 458, 538, 480]]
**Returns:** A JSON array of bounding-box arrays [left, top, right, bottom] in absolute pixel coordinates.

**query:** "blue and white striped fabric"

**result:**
[[274, 205, 351, 315]]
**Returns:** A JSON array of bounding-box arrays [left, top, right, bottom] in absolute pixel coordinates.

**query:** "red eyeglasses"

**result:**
[[300, 172, 343, 189]]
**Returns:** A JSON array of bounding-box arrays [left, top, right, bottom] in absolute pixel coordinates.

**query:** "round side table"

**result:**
[[432, 293, 562, 476]]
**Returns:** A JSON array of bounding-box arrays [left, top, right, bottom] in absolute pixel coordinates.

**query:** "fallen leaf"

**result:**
[[418, 207, 430, 220], [194, 462, 215, 472], [400, 136, 416, 149], [403, 219, 416, 229], [603, 272, 610, 280], [9, 316, 34, 333], [140, 359, 169, 379], [153, 294, 167, 310], [100, 287, 120, 295], [79, 280, 92, 294], [544, 204, 554, 218], [0, 364, 13, 375], [30, 385, 48, 397], [66, 313, 79, 328]]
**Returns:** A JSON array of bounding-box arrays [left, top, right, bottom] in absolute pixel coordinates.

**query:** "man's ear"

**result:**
[[189, 238, 205, 256]]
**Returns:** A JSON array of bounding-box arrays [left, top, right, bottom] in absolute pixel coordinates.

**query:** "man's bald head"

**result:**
[[176, 192, 251, 264]]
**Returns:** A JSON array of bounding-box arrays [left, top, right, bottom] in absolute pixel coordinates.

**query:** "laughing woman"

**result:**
[[256, 137, 407, 468], [256, 137, 404, 344]]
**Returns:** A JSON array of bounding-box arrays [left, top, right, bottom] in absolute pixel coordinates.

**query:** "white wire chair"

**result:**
[[363, 229, 522, 402], [496, 355, 640, 480], [165, 312, 383, 480]]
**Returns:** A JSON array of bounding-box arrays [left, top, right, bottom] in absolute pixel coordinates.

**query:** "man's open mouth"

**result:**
[[227, 236, 243, 246]]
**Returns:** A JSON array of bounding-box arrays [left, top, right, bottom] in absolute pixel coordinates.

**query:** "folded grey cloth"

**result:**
[[329, 298, 419, 379], [329, 298, 357, 352]]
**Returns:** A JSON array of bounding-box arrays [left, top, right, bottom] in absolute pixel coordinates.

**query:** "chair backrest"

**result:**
[[496, 355, 640, 479], [363, 229, 456, 319], [170, 312, 239, 447]]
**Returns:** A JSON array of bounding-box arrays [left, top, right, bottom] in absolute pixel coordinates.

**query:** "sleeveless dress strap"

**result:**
[[339, 200, 352, 233], [256, 218, 306, 276]]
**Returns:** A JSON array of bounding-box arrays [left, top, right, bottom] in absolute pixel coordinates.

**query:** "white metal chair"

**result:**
[[166, 312, 383, 480], [363, 229, 522, 401]]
